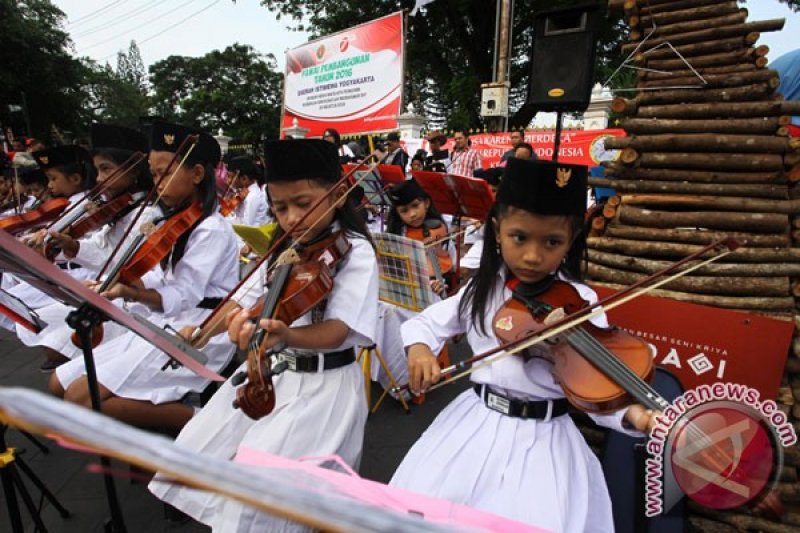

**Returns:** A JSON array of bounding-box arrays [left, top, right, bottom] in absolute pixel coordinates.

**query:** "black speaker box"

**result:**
[[528, 2, 600, 112]]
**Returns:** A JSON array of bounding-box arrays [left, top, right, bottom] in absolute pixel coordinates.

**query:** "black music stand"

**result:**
[[0, 229, 223, 533]]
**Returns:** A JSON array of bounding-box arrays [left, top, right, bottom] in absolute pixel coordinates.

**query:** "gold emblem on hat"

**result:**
[[556, 167, 572, 188], [164, 133, 175, 146], [39, 156, 49, 165]]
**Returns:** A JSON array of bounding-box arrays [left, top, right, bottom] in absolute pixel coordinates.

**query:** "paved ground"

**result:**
[[0, 328, 470, 532]]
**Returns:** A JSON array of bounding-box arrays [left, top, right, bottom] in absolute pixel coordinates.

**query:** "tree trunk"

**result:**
[[630, 10, 748, 41], [626, 151, 785, 172], [636, 0, 738, 14], [603, 224, 790, 248], [637, 2, 741, 27], [635, 33, 760, 61], [620, 193, 800, 214], [589, 235, 799, 262], [603, 164, 786, 184], [591, 281, 795, 312], [588, 177, 787, 199], [586, 263, 789, 296], [615, 205, 789, 233], [621, 116, 788, 135], [588, 249, 800, 277], [624, 20, 784, 55], [639, 62, 760, 81], [631, 100, 800, 119], [605, 133, 796, 154], [637, 69, 779, 89], [635, 82, 776, 107], [640, 46, 768, 70]]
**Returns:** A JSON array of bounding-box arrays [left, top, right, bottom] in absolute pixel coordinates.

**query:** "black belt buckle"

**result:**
[[278, 351, 318, 372]]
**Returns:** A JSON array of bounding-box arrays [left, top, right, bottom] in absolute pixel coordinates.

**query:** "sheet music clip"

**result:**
[[0, 287, 48, 333]]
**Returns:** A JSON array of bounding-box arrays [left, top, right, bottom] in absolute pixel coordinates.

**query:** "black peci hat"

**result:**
[[387, 177, 428, 206], [32, 145, 91, 170], [497, 158, 587, 216], [226, 156, 257, 179], [263, 139, 340, 183], [148, 121, 221, 167], [90, 123, 148, 154]]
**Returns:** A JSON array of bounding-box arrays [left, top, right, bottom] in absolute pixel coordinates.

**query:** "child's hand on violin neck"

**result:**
[[624, 404, 662, 433], [430, 279, 446, 297], [47, 230, 78, 257], [407, 343, 441, 394], [228, 308, 291, 351]]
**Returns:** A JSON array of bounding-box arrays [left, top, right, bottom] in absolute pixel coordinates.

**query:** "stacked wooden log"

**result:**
[[600, 1, 800, 531]]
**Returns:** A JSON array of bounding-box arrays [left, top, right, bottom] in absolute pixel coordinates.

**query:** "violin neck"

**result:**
[[251, 263, 293, 349]]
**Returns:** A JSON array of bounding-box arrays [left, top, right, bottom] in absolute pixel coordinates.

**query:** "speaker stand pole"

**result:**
[[66, 304, 128, 533], [553, 110, 564, 163]]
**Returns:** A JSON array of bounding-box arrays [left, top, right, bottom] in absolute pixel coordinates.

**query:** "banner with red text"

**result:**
[[460, 129, 626, 168], [282, 12, 404, 138]]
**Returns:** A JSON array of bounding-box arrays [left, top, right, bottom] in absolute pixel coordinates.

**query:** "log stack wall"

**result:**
[[600, 1, 798, 531]]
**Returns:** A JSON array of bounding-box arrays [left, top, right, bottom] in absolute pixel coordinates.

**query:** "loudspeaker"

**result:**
[[528, 2, 600, 112]]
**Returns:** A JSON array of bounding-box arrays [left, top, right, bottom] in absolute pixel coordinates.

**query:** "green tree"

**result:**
[[76, 58, 149, 129], [0, 0, 86, 140], [149, 44, 283, 143], [258, 0, 800, 131]]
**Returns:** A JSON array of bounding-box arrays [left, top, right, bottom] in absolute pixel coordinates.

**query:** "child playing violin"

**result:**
[[15, 124, 160, 370], [48, 122, 239, 431], [0, 147, 97, 334], [386, 177, 451, 297], [390, 159, 658, 532], [149, 139, 379, 532]]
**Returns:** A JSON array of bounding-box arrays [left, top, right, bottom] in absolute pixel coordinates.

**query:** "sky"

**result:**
[[53, 0, 800, 74]]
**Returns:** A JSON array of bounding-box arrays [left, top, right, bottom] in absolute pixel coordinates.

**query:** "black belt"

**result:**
[[57, 262, 82, 270], [197, 297, 222, 310], [276, 348, 355, 373], [473, 384, 569, 420]]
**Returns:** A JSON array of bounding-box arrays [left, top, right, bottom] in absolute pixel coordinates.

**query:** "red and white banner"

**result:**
[[282, 12, 404, 138], [464, 129, 627, 168]]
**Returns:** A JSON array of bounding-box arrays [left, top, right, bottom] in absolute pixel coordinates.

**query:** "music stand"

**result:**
[[411, 171, 494, 285], [0, 287, 48, 333], [0, 229, 224, 533]]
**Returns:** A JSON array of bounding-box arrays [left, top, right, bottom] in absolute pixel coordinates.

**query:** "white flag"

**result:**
[[411, 0, 436, 16]]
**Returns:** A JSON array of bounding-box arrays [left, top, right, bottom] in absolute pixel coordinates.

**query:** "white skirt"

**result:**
[[55, 308, 235, 404], [390, 389, 615, 533], [150, 360, 367, 533]]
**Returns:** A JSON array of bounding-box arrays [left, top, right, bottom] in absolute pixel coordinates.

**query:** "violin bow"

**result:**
[[394, 237, 740, 394], [45, 151, 146, 230], [95, 136, 198, 282], [192, 151, 381, 340]]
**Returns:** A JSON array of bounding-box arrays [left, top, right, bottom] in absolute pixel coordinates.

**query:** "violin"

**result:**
[[492, 276, 785, 518], [0, 197, 70, 235], [219, 187, 249, 217], [118, 201, 203, 285], [42, 193, 141, 261], [493, 277, 656, 413], [232, 230, 351, 420]]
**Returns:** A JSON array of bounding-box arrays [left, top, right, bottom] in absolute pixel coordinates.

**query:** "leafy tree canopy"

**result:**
[[149, 44, 283, 143]]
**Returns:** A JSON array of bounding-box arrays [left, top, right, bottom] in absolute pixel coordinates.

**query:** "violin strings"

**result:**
[[427, 247, 736, 393]]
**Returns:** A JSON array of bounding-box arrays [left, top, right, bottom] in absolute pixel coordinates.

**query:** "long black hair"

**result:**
[[53, 160, 96, 192], [385, 193, 445, 235], [165, 161, 218, 270], [266, 177, 374, 263], [458, 203, 586, 336]]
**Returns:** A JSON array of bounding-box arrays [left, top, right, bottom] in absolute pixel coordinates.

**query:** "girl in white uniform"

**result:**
[[0, 146, 97, 333], [390, 158, 659, 532], [15, 124, 162, 368], [48, 122, 239, 432], [149, 138, 379, 532], [223, 155, 270, 259]]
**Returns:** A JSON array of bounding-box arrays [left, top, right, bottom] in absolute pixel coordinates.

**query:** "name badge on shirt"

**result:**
[[487, 391, 511, 415]]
